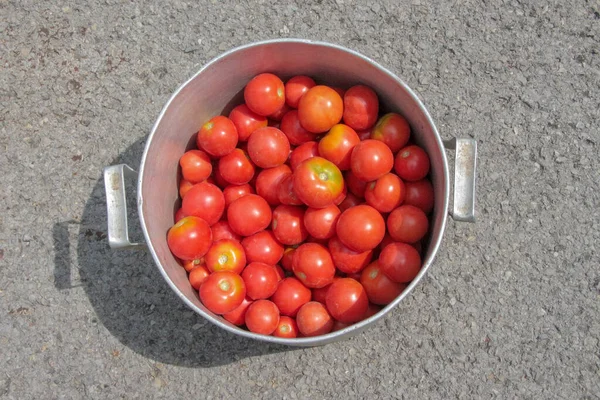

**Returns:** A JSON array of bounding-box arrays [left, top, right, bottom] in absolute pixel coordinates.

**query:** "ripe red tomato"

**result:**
[[222, 183, 254, 208], [272, 205, 308, 245], [318, 124, 360, 170], [280, 246, 297, 271], [268, 103, 292, 122], [289, 141, 320, 171], [350, 139, 394, 182], [270, 277, 312, 317], [303, 204, 341, 240], [378, 242, 422, 283], [404, 179, 434, 214], [285, 75, 316, 108], [218, 148, 255, 185], [244, 299, 280, 335], [241, 262, 280, 300], [188, 264, 210, 290], [360, 262, 406, 305], [278, 173, 304, 206], [255, 165, 291, 206], [387, 205, 429, 243], [211, 220, 241, 242], [180, 150, 212, 184], [244, 73, 285, 116], [371, 113, 411, 153], [273, 316, 299, 338], [344, 170, 367, 198], [179, 179, 194, 199], [394, 145, 431, 181], [364, 173, 406, 212], [311, 276, 339, 305], [342, 85, 379, 130], [197, 116, 238, 157], [280, 110, 316, 146], [247, 127, 290, 168], [296, 301, 334, 337], [174, 207, 187, 223], [298, 86, 343, 133], [229, 104, 268, 141], [328, 236, 373, 274], [227, 194, 272, 236], [223, 297, 253, 326], [199, 271, 246, 314], [167, 216, 212, 261], [205, 239, 246, 274], [292, 243, 336, 288], [325, 278, 369, 323], [211, 163, 230, 189], [293, 156, 344, 208], [337, 191, 362, 212], [241, 230, 284, 265], [181, 181, 225, 226], [336, 205, 385, 252]]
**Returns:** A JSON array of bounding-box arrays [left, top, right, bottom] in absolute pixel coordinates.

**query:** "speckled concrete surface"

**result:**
[[1, 0, 599, 398]]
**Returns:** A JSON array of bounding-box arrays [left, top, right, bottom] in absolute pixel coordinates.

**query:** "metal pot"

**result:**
[[104, 39, 477, 346]]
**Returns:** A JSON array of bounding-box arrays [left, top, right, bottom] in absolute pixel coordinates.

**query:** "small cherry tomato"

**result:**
[[241, 230, 284, 266], [229, 104, 268, 141], [404, 179, 435, 214], [336, 205, 385, 252], [325, 278, 369, 323], [337, 191, 363, 212], [167, 216, 213, 261], [199, 271, 246, 314], [293, 156, 344, 208], [273, 316, 299, 338], [285, 75, 316, 108], [342, 85, 379, 130], [271, 277, 312, 317], [174, 207, 187, 223], [223, 297, 253, 326], [289, 141, 320, 171], [387, 205, 429, 243], [227, 194, 272, 236], [244, 299, 280, 335], [241, 262, 280, 300], [181, 181, 225, 226], [197, 116, 238, 157], [296, 301, 334, 337], [272, 205, 308, 245], [180, 150, 212, 184], [328, 236, 373, 274], [211, 220, 242, 242], [364, 173, 406, 213], [244, 73, 285, 116], [292, 243, 336, 288], [378, 242, 422, 283], [223, 183, 254, 208], [298, 85, 343, 133], [350, 139, 394, 182], [218, 148, 255, 185], [394, 145, 431, 181], [344, 170, 368, 198], [280, 110, 316, 146], [188, 264, 210, 290], [371, 113, 411, 153], [318, 124, 360, 170], [205, 239, 246, 274], [278, 173, 304, 206], [255, 165, 292, 206], [303, 204, 341, 240], [360, 262, 406, 305], [179, 179, 195, 199], [247, 127, 290, 168]]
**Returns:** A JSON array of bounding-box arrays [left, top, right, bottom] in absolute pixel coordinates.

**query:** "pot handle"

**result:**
[[443, 138, 477, 222], [103, 164, 146, 250]]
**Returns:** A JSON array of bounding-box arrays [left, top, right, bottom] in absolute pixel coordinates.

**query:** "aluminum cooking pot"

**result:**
[[104, 39, 477, 346]]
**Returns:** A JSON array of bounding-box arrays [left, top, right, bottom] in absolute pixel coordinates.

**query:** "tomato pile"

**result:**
[[167, 72, 435, 338]]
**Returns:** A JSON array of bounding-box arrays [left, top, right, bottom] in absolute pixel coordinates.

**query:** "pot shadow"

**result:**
[[53, 137, 295, 367]]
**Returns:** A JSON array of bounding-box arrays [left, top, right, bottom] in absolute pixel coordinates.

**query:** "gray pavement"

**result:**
[[1, 0, 599, 398]]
